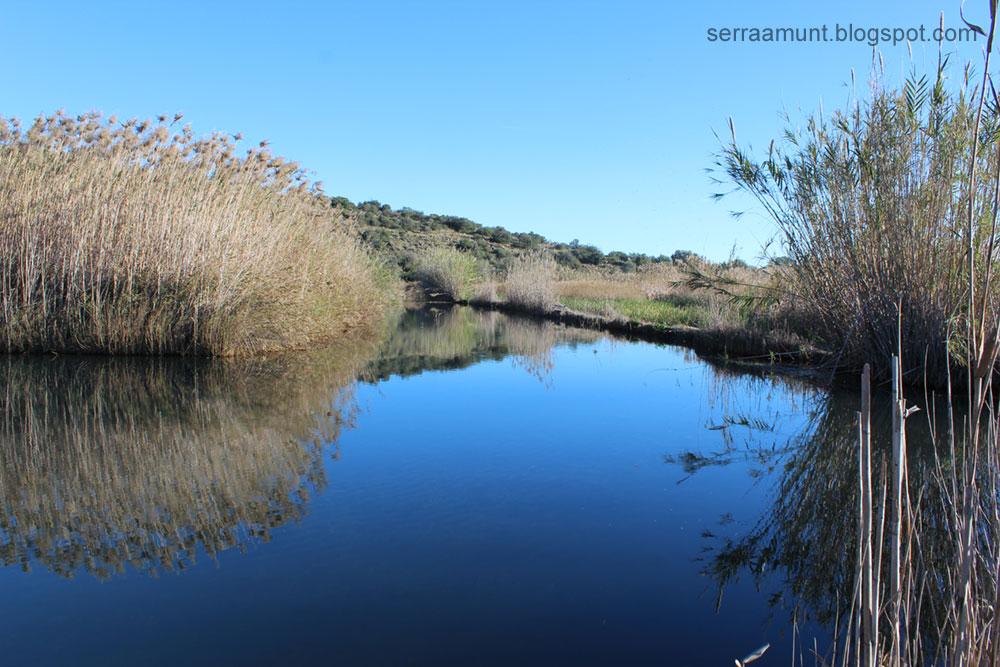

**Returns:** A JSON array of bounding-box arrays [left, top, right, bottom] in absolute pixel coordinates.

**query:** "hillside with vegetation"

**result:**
[[331, 196, 715, 276], [330, 195, 789, 356]]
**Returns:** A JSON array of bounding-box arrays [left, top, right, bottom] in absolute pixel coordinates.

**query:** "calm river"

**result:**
[[0, 306, 854, 665]]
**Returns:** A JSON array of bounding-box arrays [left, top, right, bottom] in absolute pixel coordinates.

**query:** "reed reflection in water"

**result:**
[[0, 342, 374, 580], [0, 306, 600, 581], [365, 305, 603, 383], [684, 382, 960, 655]]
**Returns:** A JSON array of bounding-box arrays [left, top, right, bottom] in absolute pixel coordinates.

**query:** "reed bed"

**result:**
[[811, 7, 1000, 663], [707, 4, 1000, 662], [825, 344, 1000, 666], [410, 246, 560, 313], [717, 48, 999, 384], [502, 251, 559, 313], [0, 111, 393, 356]]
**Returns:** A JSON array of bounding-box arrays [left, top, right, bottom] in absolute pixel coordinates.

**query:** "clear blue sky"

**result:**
[[0, 0, 985, 261]]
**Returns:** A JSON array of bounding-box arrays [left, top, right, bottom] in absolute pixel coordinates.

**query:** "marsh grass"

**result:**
[[764, 7, 1000, 662], [830, 348, 1000, 666], [560, 296, 711, 328], [471, 270, 500, 305], [502, 251, 558, 313], [412, 246, 482, 301], [555, 263, 763, 330], [0, 111, 393, 356], [555, 262, 695, 301], [700, 5, 1000, 661]]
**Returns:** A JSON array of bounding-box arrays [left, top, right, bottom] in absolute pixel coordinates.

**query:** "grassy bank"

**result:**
[[408, 248, 819, 364], [559, 297, 707, 328], [554, 263, 735, 328], [0, 111, 396, 356]]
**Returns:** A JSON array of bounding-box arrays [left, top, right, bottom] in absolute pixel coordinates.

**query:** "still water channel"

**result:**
[[0, 306, 859, 665]]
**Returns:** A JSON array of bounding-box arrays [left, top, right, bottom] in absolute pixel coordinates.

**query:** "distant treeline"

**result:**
[[331, 197, 755, 273]]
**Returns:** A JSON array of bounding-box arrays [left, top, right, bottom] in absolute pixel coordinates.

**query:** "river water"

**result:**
[[0, 306, 853, 665]]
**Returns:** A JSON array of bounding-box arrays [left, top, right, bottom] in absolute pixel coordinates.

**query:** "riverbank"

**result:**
[[405, 283, 832, 382], [482, 299, 826, 363], [403, 251, 830, 368]]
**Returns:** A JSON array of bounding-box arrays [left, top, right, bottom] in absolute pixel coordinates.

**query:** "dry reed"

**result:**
[[0, 110, 393, 355], [717, 49, 1000, 383], [837, 7, 1000, 664], [411, 246, 482, 301], [503, 251, 558, 313]]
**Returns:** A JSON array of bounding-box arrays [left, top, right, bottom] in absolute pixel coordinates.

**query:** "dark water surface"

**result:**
[[0, 306, 839, 665]]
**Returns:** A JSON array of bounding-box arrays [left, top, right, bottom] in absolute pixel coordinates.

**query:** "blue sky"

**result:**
[[0, 0, 986, 260]]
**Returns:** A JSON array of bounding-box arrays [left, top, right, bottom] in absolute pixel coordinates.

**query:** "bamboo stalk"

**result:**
[[859, 363, 875, 667], [889, 353, 907, 667]]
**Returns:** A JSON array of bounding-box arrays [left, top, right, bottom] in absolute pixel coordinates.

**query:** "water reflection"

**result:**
[[665, 368, 819, 483], [685, 384, 950, 632], [0, 307, 602, 581], [0, 343, 374, 580], [0, 297, 873, 641], [365, 306, 602, 382], [0, 306, 854, 664]]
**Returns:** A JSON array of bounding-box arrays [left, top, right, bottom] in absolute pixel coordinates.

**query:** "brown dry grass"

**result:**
[[502, 251, 559, 313], [555, 263, 688, 301], [0, 111, 395, 356]]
